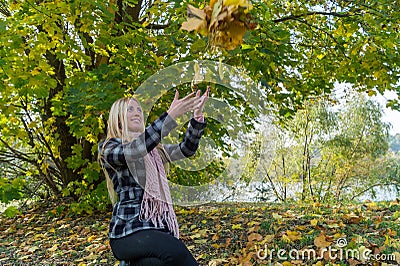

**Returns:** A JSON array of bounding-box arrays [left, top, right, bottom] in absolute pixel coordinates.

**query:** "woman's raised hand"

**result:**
[[167, 90, 200, 120], [194, 86, 210, 118]]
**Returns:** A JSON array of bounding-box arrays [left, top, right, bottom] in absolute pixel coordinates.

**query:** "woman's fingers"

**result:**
[[173, 90, 179, 102], [168, 90, 209, 119], [181, 91, 196, 101]]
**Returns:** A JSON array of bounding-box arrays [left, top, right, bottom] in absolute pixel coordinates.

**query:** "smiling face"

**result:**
[[126, 99, 144, 133]]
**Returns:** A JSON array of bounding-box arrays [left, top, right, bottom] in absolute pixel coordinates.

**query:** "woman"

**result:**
[[98, 88, 209, 266]]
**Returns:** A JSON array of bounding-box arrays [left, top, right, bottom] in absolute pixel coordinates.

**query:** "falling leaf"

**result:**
[[187, 4, 206, 20], [181, 18, 207, 32], [180, 0, 255, 50]]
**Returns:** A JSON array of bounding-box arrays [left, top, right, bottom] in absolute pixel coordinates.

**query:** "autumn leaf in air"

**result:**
[[180, 0, 256, 50]]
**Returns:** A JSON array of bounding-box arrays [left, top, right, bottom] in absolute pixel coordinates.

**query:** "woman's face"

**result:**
[[126, 99, 144, 133]]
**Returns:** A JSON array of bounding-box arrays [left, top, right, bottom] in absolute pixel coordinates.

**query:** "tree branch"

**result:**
[[273, 10, 362, 24]]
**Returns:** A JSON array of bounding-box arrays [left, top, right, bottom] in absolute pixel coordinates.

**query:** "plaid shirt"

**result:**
[[98, 112, 206, 239]]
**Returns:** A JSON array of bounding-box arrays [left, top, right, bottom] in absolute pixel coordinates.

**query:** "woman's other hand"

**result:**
[[167, 90, 200, 120], [194, 86, 210, 118]]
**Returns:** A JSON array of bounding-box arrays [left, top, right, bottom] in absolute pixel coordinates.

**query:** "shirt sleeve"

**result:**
[[99, 112, 178, 168], [163, 117, 206, 161]]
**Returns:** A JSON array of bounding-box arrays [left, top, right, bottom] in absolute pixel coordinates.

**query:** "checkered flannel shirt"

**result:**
[[98, 112, 206, 239]]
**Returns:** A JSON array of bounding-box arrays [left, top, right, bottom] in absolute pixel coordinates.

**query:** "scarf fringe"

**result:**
[[140, 194, 179, 238]]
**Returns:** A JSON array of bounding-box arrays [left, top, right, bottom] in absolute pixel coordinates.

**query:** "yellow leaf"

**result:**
[[190, 233, 202, 239], [384, 234, 390, 245], [34, 233, 45, 240], [282, 234, 291, 243], [310, 219, 319, 226], [232, 224, 242, 230], [314, 233, 332, 248], [393, 251, 400, 264], [223, 0, 251, 8], [286, 230, 302, 241], [295, 225, 307, 231], [208, 258, 229, 265], [195, 253, 207, 260], [272, 213, 282, 220], [47, 244, 58, 252], [87, 235, 96, 242], [181, 18, 207, 32], [261, 234, 275, 244], [28, 246, 40, 253]]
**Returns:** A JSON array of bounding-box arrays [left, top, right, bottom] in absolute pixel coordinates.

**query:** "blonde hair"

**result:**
[[99, 97, 170, 205]]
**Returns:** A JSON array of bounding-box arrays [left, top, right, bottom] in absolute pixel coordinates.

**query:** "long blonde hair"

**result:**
[[98, 97, 170, 205]]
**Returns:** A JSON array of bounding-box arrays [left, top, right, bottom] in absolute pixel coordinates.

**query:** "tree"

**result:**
[[0, 0, 399, 210], [389, 133, 400, 153], [257, 93, 395, 202]]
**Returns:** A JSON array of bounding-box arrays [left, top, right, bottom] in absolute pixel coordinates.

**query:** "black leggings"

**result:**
[[110, 229, 198, 266]]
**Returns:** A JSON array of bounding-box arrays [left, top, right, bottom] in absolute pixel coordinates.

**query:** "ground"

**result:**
[[0, 199, 399, 266]]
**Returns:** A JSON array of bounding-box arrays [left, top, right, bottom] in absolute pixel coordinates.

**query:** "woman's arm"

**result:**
[[99, 112, 178, 168], [163, 117, 206, 161]]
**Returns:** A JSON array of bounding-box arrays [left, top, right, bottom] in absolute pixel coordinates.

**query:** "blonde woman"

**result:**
[[98, 88, 209, 266]]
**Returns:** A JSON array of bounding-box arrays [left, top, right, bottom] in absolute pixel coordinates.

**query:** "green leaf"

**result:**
[[3, 206, 20, 218]]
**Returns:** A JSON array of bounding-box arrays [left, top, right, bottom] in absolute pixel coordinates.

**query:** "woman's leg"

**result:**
[[110, 229, 198, 266]]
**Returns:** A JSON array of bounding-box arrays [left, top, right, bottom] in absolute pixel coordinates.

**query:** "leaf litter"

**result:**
[[1, 200, 400, 265]]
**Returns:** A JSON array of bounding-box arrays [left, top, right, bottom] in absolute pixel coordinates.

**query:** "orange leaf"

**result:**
[[247, 232, 263, 243], [181, 18, 207, 32], [225, 237, 231, 248], [314, 233, 332, 248], [209, 0, 219, 9], [187, 4, 206, 20]]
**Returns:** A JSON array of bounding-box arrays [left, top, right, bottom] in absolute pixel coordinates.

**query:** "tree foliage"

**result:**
[[257, 94, 397, 202], [0, 0, 399, 210]]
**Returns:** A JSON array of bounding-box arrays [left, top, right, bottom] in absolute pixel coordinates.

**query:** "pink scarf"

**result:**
[[139, 148, 179, 238]]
